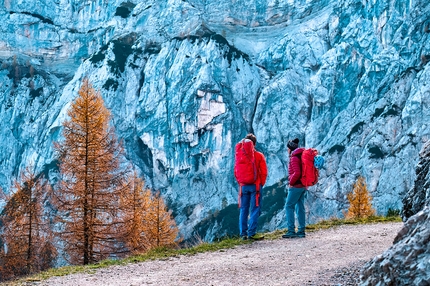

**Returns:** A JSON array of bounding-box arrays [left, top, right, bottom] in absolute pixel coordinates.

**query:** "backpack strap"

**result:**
[[238, 185, 242, 208], [239, 185, 261, 207], [256, 188, 260, 207]]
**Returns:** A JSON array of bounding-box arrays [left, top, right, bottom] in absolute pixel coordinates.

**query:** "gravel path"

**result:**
[[33, 222, 402, 286]]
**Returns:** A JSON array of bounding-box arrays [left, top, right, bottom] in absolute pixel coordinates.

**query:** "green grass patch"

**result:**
[[11, 215, 401, 284], [262, 215, 401, 240], [304, 215, 401, 231]]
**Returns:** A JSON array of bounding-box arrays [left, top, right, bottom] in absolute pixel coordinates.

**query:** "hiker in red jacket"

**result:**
[[236, 133, 268, 240], [282, 138, 307, 239]]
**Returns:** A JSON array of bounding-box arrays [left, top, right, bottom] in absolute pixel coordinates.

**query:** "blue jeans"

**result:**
[[286, 187, 306, 234], [239, 185, 262, 237]]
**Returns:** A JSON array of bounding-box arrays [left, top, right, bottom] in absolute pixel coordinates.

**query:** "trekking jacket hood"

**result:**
[[289, 147, 305, 188]]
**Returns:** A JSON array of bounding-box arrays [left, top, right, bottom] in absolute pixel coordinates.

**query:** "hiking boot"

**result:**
[[296, 232, 306, 238], [241, 236, 248, 241], [282, 232, 297, 239], [249, 234, 264, 241]]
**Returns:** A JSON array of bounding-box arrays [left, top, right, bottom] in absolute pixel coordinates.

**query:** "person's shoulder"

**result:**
[[292, 147, 305, 156], [254, 150, 266, 160]]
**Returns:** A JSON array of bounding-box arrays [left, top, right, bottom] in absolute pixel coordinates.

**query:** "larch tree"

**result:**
[[144, 191, 180, 249], [120, 173, 180, 253], [53, 78, 129, 265], [346, 176, 376, 219], [119, 173, 152, 254], [0, 167, 56, 280]]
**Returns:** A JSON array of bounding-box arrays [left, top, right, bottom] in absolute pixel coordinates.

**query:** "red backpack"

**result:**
[[301, 148, 319, 187], [234, 139, 257, 185]]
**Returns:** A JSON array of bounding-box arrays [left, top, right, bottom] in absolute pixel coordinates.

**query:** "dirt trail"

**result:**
[[33, 222, 402, 286]]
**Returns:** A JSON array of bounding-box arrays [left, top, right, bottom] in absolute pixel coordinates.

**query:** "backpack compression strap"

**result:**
[[256, 189, 260, 207], [238, 185, 242, 208], [238, 185, 261, 207]]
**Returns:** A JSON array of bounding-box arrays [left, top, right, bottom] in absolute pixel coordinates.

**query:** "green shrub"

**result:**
[[386, 208, 400, 217]]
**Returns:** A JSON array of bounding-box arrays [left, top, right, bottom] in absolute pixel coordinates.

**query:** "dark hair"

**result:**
[[287, 138, 299, 151], [245, 133, 257, 146]]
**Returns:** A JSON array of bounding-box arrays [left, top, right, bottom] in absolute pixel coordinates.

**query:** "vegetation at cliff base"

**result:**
[[0, 79, 179, 282]]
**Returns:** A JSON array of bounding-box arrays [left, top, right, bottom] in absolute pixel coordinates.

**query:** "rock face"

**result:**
[[1, 0, 430, 240], [360, 207, 430, 285], [402, 140, 430, 220], [361, 140, 430, 285]]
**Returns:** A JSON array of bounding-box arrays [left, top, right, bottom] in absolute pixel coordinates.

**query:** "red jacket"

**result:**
[[255, 151, 268, 188], [289, 148, 305, 188]]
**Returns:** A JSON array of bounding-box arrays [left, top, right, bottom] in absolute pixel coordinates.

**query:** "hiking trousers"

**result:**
[[286, 187, 306, 234], [239, 184, 262, 237]]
